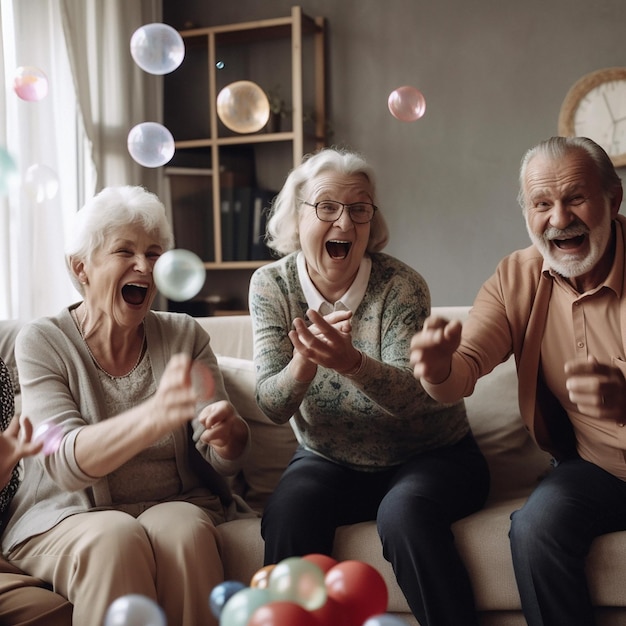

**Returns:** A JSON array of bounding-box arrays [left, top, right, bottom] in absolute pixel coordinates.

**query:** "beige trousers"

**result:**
[[7, 502, 223, 626]]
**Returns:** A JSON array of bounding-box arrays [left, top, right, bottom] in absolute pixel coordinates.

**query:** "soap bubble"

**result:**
[[23, 164, 59, 203], [220, 587, 271, 626], [130, 23, 185, 75], [363, 614, 411, 626], [325, 560, 388, 626], [268, 556, 326, 611], [248, 601, 318, 626], [127, 122, 175, 168], [250, 564, 276, 590], [104, 594, 166, 626], [33, 420, 63, 456], [153, 249, 206, 302], [13, 66, 48, 102], [387, 85, 426, 122], [0, 148, 19, 197], [209, 581, 247, 619], [216, 81, 270, 134]]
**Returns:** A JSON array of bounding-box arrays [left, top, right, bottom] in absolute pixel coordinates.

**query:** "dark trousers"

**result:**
[[510, 457, 626, 626], [261, 433, 490, 626]]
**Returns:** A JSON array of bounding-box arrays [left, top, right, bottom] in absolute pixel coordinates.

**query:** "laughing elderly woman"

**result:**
[[249, 147, 490, 626], [1, 185, 249, 626]]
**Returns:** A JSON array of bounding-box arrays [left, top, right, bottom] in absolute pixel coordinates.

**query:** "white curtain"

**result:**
[[0, 0, 162, 321]]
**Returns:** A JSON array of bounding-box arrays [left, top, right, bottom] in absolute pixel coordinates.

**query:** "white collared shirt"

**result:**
[[296, 251, 372, 315]]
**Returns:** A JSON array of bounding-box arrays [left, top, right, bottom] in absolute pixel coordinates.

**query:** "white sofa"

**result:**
[[204, 307, 626, 626], [3, 307, 626, 625]]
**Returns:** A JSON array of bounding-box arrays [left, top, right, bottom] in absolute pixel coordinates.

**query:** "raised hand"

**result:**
[[409, 316, 462, 384]]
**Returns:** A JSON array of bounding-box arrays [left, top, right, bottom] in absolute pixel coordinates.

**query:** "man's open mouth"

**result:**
[[326, 240, 351, 259], [553, 234, 585, 250]]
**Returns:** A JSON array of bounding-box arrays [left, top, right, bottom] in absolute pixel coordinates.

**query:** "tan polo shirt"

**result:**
[[541, 228, 626, 478]]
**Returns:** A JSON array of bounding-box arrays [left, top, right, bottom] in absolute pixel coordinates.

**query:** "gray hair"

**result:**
[[517, 136, 623, 209], [265, 147, 390, 256], [65, 185, 174, 295]]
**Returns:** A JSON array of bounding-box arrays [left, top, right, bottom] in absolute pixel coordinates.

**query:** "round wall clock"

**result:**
[[558, 67, 626, 167]]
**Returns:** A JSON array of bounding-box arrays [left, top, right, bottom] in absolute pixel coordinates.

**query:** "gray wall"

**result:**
[[163, 0, 626, 306]]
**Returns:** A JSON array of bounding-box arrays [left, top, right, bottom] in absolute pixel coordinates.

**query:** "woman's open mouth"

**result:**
[[326, 240, 351, 259], [122, 283, 148, 305]]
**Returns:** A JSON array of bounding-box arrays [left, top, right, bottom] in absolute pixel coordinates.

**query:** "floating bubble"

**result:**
[[363, 614, 411, 626], [216, 81, 270, 134], [387, 85, 426, 122], [13, 66, 48, 102], [33, 420, 63, 456], [248, 601, 318, 626], [250, 564, 276, 590], [268, 556, 326, 611], [104, 594, 166, 626], [130, 23, 185, 75], [153, 249, 206, 302], [23, 164, 59, 203], [325, 560, 388, 626], [0, 148, 19, 197], [220, 587, 271, 626], [209, 581, 247, 619], [127, 122, 175, 168]]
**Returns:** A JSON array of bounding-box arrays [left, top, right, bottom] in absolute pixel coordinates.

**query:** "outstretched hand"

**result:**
[[289, 309, 361, 379], [0, 416, 43, 489], [565, 356, 626, 422], [409, 316, 462, 384]]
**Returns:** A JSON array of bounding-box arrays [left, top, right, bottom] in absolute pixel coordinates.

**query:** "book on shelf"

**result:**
[[232, 187, 252, 261], [249, 188, 276, 261], [165, 167, 214, 262]]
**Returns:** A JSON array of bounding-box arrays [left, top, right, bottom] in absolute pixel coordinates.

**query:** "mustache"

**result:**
[[543, 221, 589, 241]]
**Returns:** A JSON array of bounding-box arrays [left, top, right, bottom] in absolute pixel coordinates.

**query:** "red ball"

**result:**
[[302, 553, 338, 574], [247, 600, 318, 626], [309, 594, 349, 626], [324, 561, 388, 626]]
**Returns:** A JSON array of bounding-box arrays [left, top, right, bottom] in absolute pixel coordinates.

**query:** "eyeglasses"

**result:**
[[302, 200, 377, 224]]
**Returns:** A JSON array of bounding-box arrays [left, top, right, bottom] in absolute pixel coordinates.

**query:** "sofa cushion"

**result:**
[[217, 355, 297, 512], [464, 356, 553, 501]]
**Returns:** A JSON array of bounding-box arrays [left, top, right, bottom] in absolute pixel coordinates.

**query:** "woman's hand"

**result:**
[[151, 353, 198, 431], [288, 309, 361, 378], [198, 400, 249, 460], [0, 416, 43, 489]]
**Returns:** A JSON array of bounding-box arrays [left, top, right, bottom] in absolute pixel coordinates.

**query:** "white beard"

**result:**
[[526, 211, 613, 279]]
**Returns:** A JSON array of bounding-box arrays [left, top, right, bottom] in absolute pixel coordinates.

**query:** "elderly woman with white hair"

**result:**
[[1, 185, 250, 626], [249, 147, 490, 626]]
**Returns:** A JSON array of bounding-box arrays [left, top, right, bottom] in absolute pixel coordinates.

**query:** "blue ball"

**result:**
[[209, 581, 247, 619]]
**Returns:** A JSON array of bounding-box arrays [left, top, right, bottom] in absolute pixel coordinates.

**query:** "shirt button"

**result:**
[[577, 342, 584, 348]]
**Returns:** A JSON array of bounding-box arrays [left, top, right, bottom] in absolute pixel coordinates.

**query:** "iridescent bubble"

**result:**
[[13, 66, 48, 102], [103, 594, 166, 626], [127, 122, 175, 168], [33, 420, 63, 456], [153, 249, 206, 302], [23, 164, 59, 203], [0, 148, 19, 197], [130, 23, 185, 75], [216, 81, 270, 134], [209, 581, 246, 619], [220, 587, 271, 626], [387, 85, 426, 122], [268, 556, 326, 611]]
